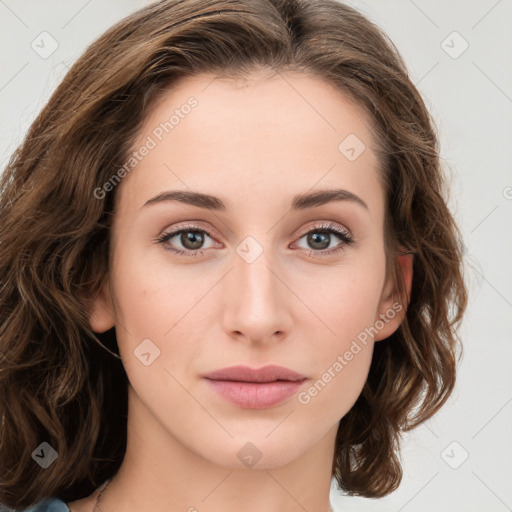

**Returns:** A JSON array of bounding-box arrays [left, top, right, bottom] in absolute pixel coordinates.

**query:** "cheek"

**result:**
[[109, 251, 197, 405], [110, 247, 195, 336], [299, 350, 373, 410], [290, 260, 383, 410], [109, 248, 217, 383], [290, 259, 385, 342], [297, 326, 375, 421]]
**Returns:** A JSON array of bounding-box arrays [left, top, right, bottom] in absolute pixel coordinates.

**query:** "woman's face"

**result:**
[[90, 71, 409, 470]]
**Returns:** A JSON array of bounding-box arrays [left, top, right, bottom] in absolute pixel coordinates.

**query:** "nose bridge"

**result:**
[[221, 234, 291, 340]]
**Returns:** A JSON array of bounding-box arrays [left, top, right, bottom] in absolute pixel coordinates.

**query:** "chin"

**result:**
[[193, 434, 310, 471]]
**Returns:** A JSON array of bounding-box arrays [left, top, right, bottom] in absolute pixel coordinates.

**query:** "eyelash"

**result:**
[[155, 221, 354, 258]]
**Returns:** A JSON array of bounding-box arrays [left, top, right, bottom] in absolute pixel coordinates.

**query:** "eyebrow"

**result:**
[[141, 188, 369, 212]]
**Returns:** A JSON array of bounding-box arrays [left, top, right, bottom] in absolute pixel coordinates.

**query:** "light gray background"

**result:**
[[1, 1, 511, 511]]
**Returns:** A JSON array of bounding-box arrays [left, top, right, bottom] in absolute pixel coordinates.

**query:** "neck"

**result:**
[[96, 385, 337, 512]]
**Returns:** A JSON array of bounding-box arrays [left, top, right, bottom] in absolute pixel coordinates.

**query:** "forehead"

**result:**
[[117, 71, 385, 223]]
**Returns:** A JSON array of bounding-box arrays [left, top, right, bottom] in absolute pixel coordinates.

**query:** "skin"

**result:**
[[69, 71, 413, 512]]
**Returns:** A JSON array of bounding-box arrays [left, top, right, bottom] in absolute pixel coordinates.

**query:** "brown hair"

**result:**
[[0, 0, 467, 507]]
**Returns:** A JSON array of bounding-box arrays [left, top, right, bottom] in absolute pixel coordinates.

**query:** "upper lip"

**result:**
[[203, 365, 307, 383]]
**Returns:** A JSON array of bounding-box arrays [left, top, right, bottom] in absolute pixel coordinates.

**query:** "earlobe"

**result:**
[[374, 251, 414, 342], [85, 277, 116, 333]]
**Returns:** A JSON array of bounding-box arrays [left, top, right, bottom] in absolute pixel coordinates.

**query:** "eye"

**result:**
[[293, 221, 354, 257], [155, 221, 354, 258], [155, 224, 218, 257]]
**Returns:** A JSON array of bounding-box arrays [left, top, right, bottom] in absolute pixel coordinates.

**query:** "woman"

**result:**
[[0, 0, 467, 510]]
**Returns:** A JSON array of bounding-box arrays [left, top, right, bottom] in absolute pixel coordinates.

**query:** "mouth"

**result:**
[[202, 364, 307, 383], [202, 365, 308, 409]]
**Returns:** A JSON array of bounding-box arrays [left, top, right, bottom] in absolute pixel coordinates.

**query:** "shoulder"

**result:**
[[19, 498, 71, 512]]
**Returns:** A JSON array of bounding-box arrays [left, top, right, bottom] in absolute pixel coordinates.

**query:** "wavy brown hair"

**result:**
[[0, 0, 468, 507]]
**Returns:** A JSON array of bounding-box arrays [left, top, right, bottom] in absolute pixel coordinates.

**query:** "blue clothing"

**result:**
[[20, 498, 70, 512]]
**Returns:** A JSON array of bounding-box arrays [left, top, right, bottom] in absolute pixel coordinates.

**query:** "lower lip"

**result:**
[[204, 379, 307, 409]]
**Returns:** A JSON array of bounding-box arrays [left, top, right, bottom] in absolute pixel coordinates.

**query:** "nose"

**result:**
[[220, 240, 294, 345]]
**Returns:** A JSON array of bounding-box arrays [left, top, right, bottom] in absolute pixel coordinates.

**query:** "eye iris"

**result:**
[[307, 231, 330, 250], [181, 230, 204, 250]]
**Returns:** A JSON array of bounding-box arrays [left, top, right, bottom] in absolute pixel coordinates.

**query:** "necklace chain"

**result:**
[[92, 478, 111, 512]]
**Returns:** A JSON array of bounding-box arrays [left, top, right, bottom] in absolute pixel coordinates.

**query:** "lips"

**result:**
[[202, 365, 307, 383], [202, 365, 308, 409]]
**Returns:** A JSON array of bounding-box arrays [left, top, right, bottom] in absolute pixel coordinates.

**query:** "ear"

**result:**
[[85, 276, 116, 333], [373, 250, 414, 342]]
